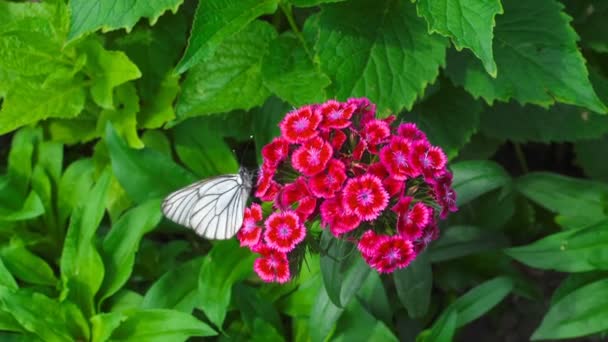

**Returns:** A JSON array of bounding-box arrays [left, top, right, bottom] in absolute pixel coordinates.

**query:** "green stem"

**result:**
[[280, 3, 313, 61], [513, 143, 529, 173]]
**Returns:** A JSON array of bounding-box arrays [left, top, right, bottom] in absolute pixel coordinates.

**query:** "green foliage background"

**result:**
[[1, 0, 608, 341]]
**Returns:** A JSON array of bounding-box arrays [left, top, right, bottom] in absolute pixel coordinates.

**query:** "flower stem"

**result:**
[[513, 143, 529, 173], [280, 3, 313, 61]]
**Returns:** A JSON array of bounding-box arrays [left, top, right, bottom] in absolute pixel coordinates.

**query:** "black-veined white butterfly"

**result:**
[[161, 168, 254, 239]]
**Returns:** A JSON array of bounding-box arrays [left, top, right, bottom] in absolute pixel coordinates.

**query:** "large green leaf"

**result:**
[[261, 33, 331, 106], [481, 102, 608, 143], [428, 225, 509, 262], [446, 0, 607, 113], [175, 0, 279, 73], [415, 0, 503, 76], [98, 199, 163, 305], [550, 271, 608, 305], [57, 159, 95, 228], [105, 123, 197, 203], [451, 160, 511, 206], [60, 169, 111, 317], [198, 240, 255, 328], [394, 252, 432, 318], [0, 238, 57, 286], [506, 220, 608, 272], [68, 0, 184, 41], [405, 82, 482, 159], [316, 0, 447, 116], [233, 283, 284, 335], [109, 309, 217, 341], [516, 172, 608, 229], [332, 299, 398, 342], [532, 279, 608, 340], [309, 281, 344, 342], [176, 20, 276, 119], [141, 257, 205, 312]]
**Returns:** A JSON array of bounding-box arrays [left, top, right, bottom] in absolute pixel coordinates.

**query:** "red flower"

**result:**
[[432, 173, 457, 218], [263, 211, 306, 252], [348, 97, 376, 125], [397, 202, 431, 240], [330, 129, 347, 151], [262, 137, 289, 167], [357, 230, 384, 262], [397, 123, 427, 142], [309, 159, 347, 198], [253, 245, 291, 283], [410, 141, 447, 178], [278, 178, 309, 209], [369, 163, 404, 196], [291, 137, 333, 176], [280, 106, 322, 143], [379, 137, 417, 180], [372, 235, 415, 273], [296, 196, 317, 222], [320, 196, 361, 236], [237, 204, 263, 247], [342, 174, 389, 221], [414, 223, 439, 254], [319, 100, 356, 130], [362, 119, 391, 150]]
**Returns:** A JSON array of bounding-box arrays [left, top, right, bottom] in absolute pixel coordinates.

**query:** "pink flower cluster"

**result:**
[[238, 98, 457, 282]]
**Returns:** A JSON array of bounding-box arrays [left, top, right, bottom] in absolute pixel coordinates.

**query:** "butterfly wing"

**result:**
[[161, 173, 251, 239]]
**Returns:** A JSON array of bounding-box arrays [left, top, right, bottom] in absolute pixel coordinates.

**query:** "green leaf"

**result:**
[[90, 312, 127, 342], [316, 0, 447, 115], [422, 308, 458, 342], [289, 0, 346, 6], [252, 97, 291, 164], [405, 82, 482, 159], [0, 286, 89, 342], [173, 117, 240, 178], [575, 135, 608, 183], [0, 257, 17, 290], [98, 199, 163, 306], [506, 220, 608, 272], [106, 290, 144, 313], [105, 123, 197, 203], [80, 39, 141, 109], [176, 20, 276, 119], [68, 0, 184, 41], [109, 309, 217, 341], [532, 279, 608, 340], [451, 160, 511, 206], [567, 1, 608, 53], [309, 281, 344, 342], [446, 0, 607, 113], [261, 33, 331, 106], [36, 141, 63, 185], [60, 169, 111, 317], [58, 159, 95, 228], [415, 0, 503, 76], [175, 0, 279, 73], [551, 271, 608, 305], [481, 103, 608, 143], [394, 252, 432, 318], [357, 272, 392, 324], [516, 172, 608, 229], [198, 240, 255, 328], [141, 257, 205, 312], [0, 238, 57, 286], [233, 283, 284, 335], [428, 225, 509, 262], [332, 299, 398, 342], [97, 83, 143, 148], [6, 127, 39, 197], [0, 191, 44, 222]]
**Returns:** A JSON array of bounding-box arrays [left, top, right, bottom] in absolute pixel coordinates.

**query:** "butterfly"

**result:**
[[161, 168, 254, 239]]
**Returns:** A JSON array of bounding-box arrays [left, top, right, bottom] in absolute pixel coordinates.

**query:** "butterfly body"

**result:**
[[161, 168, 253, 239]]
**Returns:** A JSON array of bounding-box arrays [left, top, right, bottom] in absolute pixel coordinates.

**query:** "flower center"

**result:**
[[278, 224, 291, 238], [385, 248, 400, 263], [421, 152, 432, 168], [325, 174, 335, 185], [293, 117, 310, 131], [244, 220, 256, 232], [307, 148, 320, 164], [357, 189, 373, 205], [329, 109, 342, 120], [394, 151, 407, 166]]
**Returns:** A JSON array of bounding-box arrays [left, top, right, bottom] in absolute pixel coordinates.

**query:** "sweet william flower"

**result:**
[[263, 211, 306, 252], [380, 136, 417, 180], [253, 245, 291, 283], [237, 204, 263, 248], [262, 137, 289, 167], [280, 106, 322, 143], [372, 235, 415, 273], [320, 196, 361, 236], [396, 202, 432, 240], [291, 137, 333, 176], [319, 100, 356, 130], [397, 123, 427, 142], [309, 159, 347, 198], [342, 174, 389, 221]]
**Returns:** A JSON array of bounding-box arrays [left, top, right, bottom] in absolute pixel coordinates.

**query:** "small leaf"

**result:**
[[428, 225, 509, 262], [97, 83, 143, 148], [109, 309, 217, 341], [57, 159, 95, 227], [449, 276, 513, 327], [506, 220, 608, 272], [175, 0, 279, 73], [90, 312, 127, 342], [451, 160, 511, 205], [105, 123, 197, 204], [0, 239, 57, 286], [68, 0, 184, 41], [532, 279, 608, 340], [394, 252, 432, 318], [198, 240, 255, 328], [176, 20, 276, 119]]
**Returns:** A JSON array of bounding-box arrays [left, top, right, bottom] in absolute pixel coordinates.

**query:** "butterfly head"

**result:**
[[238, 167, 254, 191]]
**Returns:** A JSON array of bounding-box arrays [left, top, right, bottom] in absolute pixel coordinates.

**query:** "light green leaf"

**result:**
[[0, 238, 57, 286], [106, 290, 144, 313], [6, 127, 39, 197], [261, 33, 330, 106], [551, 271, 608, 305], [58, 159, 95, 227], [36, 141, 63, 185], [415, 0, 503, 76], [451, 160, 511, 206], [141, 257, 205, 312], [316, 0, 447, 115], [516, 172, 608, 229], [98, 199, 163, 306], [176, 20, 276, 119], [532, 279, 608, 340], [80, 39, 141, 109], [481, 103, 608, 143], [105, 123, 197, 204], [446, 0, 607, 113], [60, 169, 111, 317], [405, 82, 481, 159], [506, 220, 608, 272], [394, 252, 432, 318], [175, 0, 279, 73], [0, 191, 44, 222], [97, 83, 143, 148], [68, 0, 184, 41], [429, 225, 509, 262], [109, 309, 217, 341], [0, 257, 17, 290], [90, 312, 127, 342]]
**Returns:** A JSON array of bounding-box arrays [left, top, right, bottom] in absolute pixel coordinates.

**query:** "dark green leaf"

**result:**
[[451, 160, 511, 205], [357, 272, 392, 324], [428, 225, 509, 262], [332, 299, 398, 342], [449, 276, 513, 327], [289, 0, 346, 6], [575, 135, 608, 183], [0, 257, 17, 290], [233, 283, 284, 335], [309, 281, 344, 342], [421, 308, 458, 342], [394, 252, 432, 318]]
